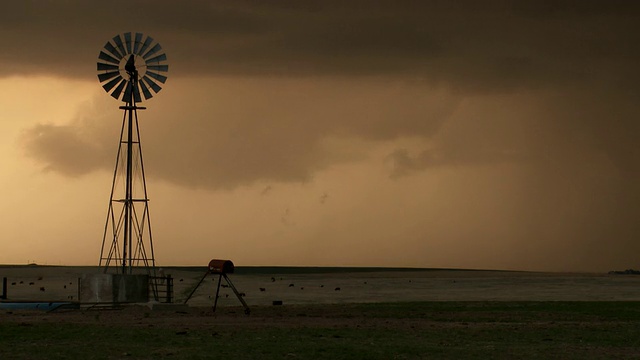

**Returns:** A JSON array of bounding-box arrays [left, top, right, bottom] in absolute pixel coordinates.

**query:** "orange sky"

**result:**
[[1, 1, 639, 271]]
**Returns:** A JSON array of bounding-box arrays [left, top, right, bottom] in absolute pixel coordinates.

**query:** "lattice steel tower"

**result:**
[[95, 32, 168, 276]]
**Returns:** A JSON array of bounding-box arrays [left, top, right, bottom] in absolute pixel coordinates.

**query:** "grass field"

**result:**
[[3, 266, 640, 358], [2, 301, 640, 359], [4, 265, 640, 305]]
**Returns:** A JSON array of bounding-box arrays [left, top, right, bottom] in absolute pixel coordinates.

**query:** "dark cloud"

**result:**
[[21, 78, 456, 189], [21, 123, 103, 176], [15, 1, 640, 192], [20, 100, 116, 176], [1, 1, 638, 93], [16, 0, 640, 187]]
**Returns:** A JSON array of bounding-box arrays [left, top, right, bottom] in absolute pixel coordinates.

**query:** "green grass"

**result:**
[[2, 302, 640, 359]]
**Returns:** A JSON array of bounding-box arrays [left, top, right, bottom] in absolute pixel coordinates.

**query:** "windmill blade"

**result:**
[[133, 33, 143, 54], [139, 79, 153, 100], [133, 82, 142, 103], [102, 76, 123, 92], [98, 71, 120, 82], [146, 53, 167, 64], [99, 51, 120, 65], [124, 32, 133, 54], [98, 62, 119, 71], [112, 34, 127, 58], [143, 43, 162, 59], [142, 75, 162, 93], [111, 79, 127, 100], [146, 64, 169, 72], [104, 42, 123, 60], [122, 81, 132, 102], [146, 71, 167, 84], [138, 36, 153, 56]]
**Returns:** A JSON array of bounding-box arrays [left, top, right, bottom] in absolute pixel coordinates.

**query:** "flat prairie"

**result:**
[[3, 266, 640, 359], [2, 265, 640, 305]]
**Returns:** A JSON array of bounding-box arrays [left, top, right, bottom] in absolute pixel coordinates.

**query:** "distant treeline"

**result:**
[[609, 269, 640, 275]]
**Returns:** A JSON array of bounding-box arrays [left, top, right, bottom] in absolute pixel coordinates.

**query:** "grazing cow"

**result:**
[[334, 287, 341, 291], [288, 283, 294, 287], [39, 287, 45, 292], [271, 277, 276, 282], [259, 288, 266, 292], [11, 282, 16, 286], [29, 282, 35, 286]]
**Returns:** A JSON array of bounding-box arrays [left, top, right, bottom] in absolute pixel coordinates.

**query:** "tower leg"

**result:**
[[223, 274, 250, 315], [183, 271, 210, 304], [213, 274, 223, 312], [99, 92, 155, 278]]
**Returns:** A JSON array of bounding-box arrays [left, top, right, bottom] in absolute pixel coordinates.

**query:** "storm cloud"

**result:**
[[14, 0, 640, 185], [7, 1, 640, 270], [0, 1, 637, 90], [22, 78, 457, 188]]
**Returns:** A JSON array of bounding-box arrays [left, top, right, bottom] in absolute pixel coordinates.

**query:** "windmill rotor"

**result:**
[[97, 32, 168, 102]]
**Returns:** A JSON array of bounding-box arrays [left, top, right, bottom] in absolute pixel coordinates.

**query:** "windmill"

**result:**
[[96, 32, 168, 280]]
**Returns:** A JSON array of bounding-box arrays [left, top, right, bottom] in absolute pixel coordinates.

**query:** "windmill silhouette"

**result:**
[[95, 32, 168, 283]]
